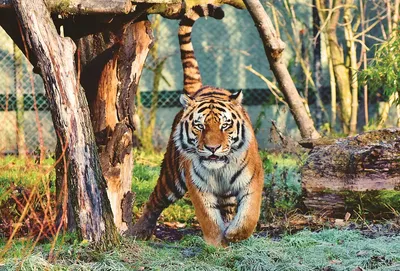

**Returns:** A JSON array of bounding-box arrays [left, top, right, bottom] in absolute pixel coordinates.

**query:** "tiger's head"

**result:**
[[174, 87, 252, 170]]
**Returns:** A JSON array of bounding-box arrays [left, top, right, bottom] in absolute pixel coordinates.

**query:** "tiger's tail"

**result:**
[[179, 4, 224, 96]]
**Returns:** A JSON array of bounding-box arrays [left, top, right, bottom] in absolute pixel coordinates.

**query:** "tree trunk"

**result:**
[[12, 0, 118, 248], [323, 0, 352, 134], [301, 129, 400, 218], [243, 0, 320, 139], [312, 0, 323, 129], [344, 0, 358, 135], [62, 13, 153, 234]]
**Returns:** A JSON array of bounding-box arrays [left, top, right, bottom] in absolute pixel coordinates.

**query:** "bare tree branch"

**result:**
[[243, 0, 320, 139]]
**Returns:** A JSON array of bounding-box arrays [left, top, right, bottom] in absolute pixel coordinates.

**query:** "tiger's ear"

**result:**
[[230, 90, 243, 104], [180, 93, 194, 108]]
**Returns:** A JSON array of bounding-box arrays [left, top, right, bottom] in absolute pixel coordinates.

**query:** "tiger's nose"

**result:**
[[204, 144, 221, 153]]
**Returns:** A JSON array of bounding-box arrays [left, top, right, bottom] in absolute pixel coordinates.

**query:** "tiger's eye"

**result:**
[[196, 124, 205, 130]]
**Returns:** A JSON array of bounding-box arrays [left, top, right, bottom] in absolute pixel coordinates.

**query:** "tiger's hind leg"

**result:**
[[130, 149, 186, 239]]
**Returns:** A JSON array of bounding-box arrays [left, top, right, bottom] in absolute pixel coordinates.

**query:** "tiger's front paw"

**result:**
[[223, 223, 254, 243], [223, 225, 241, 243]]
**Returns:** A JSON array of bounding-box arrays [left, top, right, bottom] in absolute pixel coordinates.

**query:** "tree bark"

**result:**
[[301, 128, 400, 217], [312, 0, 323, 129], [61, 13, 153, 234], [343, 0, 358, 135], [243, 0, 320, 139], [12, 0, 118, 248], [323, 0, 352, 134]]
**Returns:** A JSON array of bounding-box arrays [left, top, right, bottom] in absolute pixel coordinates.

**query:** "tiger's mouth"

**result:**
[[200, 155, 228, 163]]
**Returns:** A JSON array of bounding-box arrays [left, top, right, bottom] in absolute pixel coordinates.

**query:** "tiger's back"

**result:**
[[131, 5, 264, 246]]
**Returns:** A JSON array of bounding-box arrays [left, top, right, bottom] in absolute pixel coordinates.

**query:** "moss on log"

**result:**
[[301, 128, 400, 218]]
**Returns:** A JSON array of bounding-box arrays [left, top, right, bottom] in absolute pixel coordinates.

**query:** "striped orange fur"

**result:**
[[131, 5, 264, 247]]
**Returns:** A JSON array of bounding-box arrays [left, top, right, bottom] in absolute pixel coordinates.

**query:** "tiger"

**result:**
[[131, 4, 264, 246]]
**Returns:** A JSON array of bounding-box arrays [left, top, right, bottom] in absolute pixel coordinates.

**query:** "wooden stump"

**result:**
[[11, 0, 118, 248], [62, 13, 153, 234], [301, 129, 400, 218]]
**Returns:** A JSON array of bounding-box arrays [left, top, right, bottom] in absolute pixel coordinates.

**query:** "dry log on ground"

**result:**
[[301, 129, 400, 218], [12, 0, 118, 248]]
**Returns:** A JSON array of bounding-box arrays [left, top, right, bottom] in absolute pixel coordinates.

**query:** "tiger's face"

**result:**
[[174, 89, 252, 170]]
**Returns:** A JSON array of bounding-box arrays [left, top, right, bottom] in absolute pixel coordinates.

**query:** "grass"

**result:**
[[0, 156, 54, 204], [2, 229, 400, 270], [1, 150, 400, 270]]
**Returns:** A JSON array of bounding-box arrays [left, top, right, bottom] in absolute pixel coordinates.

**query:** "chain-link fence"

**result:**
[[0, 4, 315, 153], [0, 27, 56, 154]]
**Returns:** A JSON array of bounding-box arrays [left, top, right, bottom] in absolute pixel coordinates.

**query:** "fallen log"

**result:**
[[301, 128, 400, 218]]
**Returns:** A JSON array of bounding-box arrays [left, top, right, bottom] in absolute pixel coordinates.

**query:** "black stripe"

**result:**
[[178, 170, 187, 193], [208, 4, 224, 19], [178, 32, 191, 39], [185, 121, 195, 145], [163, 153, 181, 200], [238, 192, 251, 206], [181, 51, 196, 58], [219, 192, 236, 198], [199, 92, 228, 97], [217, 101, 226, 107], [178, 33, 192, 44], [214, 106, 226, 112], [209, 203, 219, 209], [158, 182, 172, 204], [236, 123, 246, 149], [180, 122, 189, 150], [230, 159, 249, 184], [232, 122, 240, 144], [180, 18, 195, 26], [193, 5, 205, 17], [179, 38, 191, 44], [219, 202, 237, 208], [165, 176, 181, 201], [185, 105, 196, 117], [197, 106, 209, 114], [180, 48, 194, 53], [198, 101, 211, 107], [184, 73, 200, 80], [183, 61, 198, 69], [193, 166, 207, 184]]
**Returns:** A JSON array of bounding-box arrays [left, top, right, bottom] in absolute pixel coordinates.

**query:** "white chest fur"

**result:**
[[189, 154, 252, 195]]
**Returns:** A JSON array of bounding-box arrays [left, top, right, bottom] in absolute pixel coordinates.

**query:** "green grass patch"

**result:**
[[260, 152, 303, 221], [3, 229, 400, 270], [0, 155, 55, 204]]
